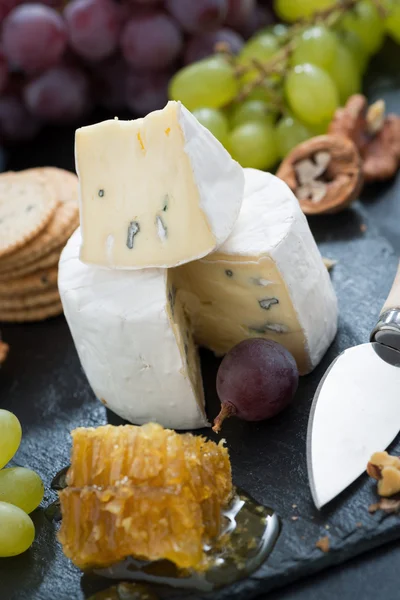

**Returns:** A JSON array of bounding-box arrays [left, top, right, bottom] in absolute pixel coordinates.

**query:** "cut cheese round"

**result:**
[[173, 169, 338, 375], [75, 101, 244, 270], [58, 228, 208, 430]]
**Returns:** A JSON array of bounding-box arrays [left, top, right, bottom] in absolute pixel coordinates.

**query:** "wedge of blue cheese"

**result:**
[[172, 169, 338, 375], [75, 101, 244, 270], [58, 228, 208, 430]]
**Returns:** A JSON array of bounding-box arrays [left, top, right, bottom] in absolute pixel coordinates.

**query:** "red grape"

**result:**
[[126, 69, 170, 115], [91, 55, 128, 111], [165, 0, 228, 34], [0, 95, 40, 141], [213, 339, 299, 432], [24, 66, 89, 122], [225, 0, 255, 30], [2, 4, 67, 73], [64, 0, 121, 62], [184, 28, 244, 64], [121, 12, 182, 71]]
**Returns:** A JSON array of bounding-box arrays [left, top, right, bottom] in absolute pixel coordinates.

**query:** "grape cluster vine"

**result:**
[[218, 0, 389, 107]]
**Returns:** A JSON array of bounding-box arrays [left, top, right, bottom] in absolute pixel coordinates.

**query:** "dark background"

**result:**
[[0, 42, 399, 600]]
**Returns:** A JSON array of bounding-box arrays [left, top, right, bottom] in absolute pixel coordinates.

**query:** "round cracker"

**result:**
[[0, 168, 79, 268], [0, 301, 63, 323], [0, 289, 60, 310], [0, 246, 62, 281], [0, 267, 58, 295], [0, 218, 78, 273], [0, 171, 59, 258]]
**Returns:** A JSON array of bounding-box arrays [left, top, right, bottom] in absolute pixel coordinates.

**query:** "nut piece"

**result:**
[[367, 451, 400, 497], [276, 135, 363, 215], [328, 94, 400, 182], [0, 339, 8, 364], [315, 536, 330, 553], [369, 498, 400, 515], [362, 114, 400, 182], [328, 94, 368, 150]]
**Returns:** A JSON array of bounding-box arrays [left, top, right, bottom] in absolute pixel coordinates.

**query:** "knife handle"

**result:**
[[370, 261, 400, 352]]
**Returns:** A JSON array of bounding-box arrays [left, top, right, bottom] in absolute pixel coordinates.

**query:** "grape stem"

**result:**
[[212, 402, 237, 434], [216, 0, 388, 106]]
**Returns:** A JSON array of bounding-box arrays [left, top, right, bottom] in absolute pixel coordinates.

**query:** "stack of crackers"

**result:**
[[0, 167, 79, 323]]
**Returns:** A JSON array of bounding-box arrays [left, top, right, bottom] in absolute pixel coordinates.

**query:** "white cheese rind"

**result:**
[[58, 228, 208, 430], [223, 168, 338, 370], [173, 169, 338, 374], [75, 101, 244, 270], [177, 103, 244, 244]]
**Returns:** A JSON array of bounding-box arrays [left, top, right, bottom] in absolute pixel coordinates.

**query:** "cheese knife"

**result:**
[[307, 262, 400, 509]]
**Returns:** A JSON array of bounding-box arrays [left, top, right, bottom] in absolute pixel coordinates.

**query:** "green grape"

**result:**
[[0, 409, 22, 469], [0, 468, 44, 514], [0, 501, 35, 557], [169, 56, 238, 111], [341, 0, 385, 54], [309, 120, 331, 135], [337, 29, 369, 73], [285, 64, 339, 126], [229, 122, 278, 170], [275, 116, 312, 159], [191, 107, 229, 145], [238, 33, 279, 66], [385, 0, 400, 43], [291, 26, 338, 71], [230, 100, 276, 129], [274, 0, 336, 21], [328, 45, 362, 104]]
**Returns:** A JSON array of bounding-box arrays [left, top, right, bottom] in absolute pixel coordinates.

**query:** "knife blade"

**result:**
[[307, 262, 400, 509]]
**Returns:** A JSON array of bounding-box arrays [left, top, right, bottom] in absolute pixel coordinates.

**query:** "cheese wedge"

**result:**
[[58, 228, 208, 429], [75, 101, 244, 269], [172, 169, 338, 375]]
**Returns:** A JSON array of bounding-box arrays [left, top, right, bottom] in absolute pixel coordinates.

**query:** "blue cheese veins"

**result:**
[[126, 221, 140, 250], [258, 298, 279, 310]]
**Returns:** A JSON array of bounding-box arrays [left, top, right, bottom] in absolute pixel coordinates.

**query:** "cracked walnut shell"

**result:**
[[276, 135, 363, 215]]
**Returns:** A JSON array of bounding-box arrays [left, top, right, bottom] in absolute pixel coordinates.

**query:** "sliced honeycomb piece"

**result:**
[[67, 422, 231, 537], [59, 484, 204, 570], [58, 423, 232, 571]]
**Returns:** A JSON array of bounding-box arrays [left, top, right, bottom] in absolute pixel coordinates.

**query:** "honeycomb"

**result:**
[[58, 423, 232, 570]]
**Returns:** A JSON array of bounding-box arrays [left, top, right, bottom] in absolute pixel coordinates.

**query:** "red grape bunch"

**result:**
[[0, 0, 274, 142]]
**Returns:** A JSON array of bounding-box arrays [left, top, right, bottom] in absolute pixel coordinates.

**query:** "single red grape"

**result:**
[[213, 339, 299, 433], [184, 28, 244, 64], [2, 3, 67, 73], [121, 11, 183, 71], [64, 0, 121, 62]]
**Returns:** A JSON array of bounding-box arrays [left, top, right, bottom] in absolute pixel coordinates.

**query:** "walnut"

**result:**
[[276, 135, 363, 215], [367, 451, 400, 497], [328, 94, 400, 183]]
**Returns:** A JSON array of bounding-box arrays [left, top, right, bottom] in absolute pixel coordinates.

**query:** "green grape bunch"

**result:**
[[0, 409, 44, 558], [169, 0, 399, 171]]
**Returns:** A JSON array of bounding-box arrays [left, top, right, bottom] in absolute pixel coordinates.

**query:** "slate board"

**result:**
[[1, 42, 400, 600]]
